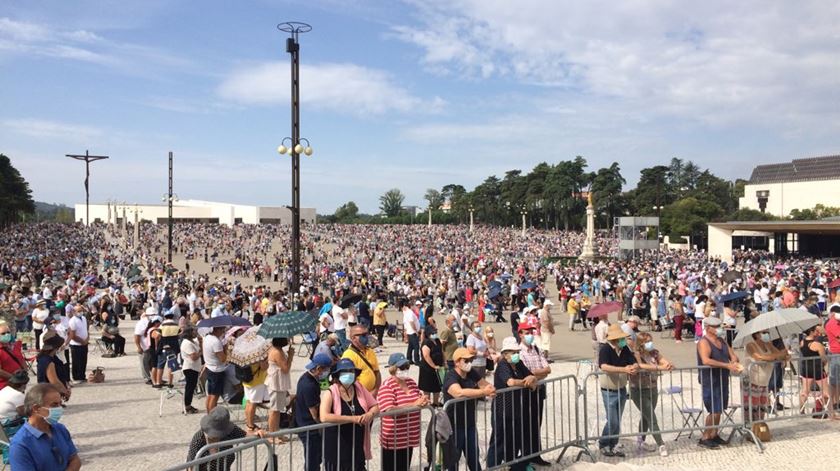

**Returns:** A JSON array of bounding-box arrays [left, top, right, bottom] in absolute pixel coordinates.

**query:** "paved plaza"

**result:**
[[61, 304, 840, 470]]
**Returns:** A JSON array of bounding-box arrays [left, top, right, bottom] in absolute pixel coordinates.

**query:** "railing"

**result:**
[[441, 374, 591, 470]]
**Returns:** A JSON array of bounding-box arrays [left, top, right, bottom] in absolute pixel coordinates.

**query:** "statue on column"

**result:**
[[579, 189, 598, 260]]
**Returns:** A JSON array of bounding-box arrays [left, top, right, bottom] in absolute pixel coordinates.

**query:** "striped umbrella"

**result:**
[[257, 310, 318, 339]]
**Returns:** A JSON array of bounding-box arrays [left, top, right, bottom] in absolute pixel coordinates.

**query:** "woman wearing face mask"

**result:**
[[35, 335, 71, 402], [486, 337, 539, 471], [419, 325, 444, 406], [179, 327, 201, 414], [320, 358, 379, 471], [743, 330, 788, 422], [629, 332, 673, 457], [484, 326, 498, 373], [798, 324, 831, 417], [377, 353, 428, 471], [466, 322, 488, 377]]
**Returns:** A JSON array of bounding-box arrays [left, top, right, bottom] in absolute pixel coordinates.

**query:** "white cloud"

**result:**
[[2, 118, 104, 142], [393, 0, 840, 132], [218, 61, 444, 115]]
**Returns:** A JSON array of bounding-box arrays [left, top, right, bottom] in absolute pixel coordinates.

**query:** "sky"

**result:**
[[2, 0, 839, 214]]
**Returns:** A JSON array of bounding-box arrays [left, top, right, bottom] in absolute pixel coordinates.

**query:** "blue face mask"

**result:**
[[0, 333, 12, 344], [429, 334, 439, 340], [510, 353, 521, 364], [317, 369, 330, 380], [617, 338, 628, 349], [760, 333, 771, 342], [41, 406, 63, 424], [644, 341, 654, 352], [339, 372, 355, 386], [524, 334, 534, 345], [357, 335, 369, 347]]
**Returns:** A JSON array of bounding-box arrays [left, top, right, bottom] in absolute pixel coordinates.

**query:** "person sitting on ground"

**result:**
[[9, 384, 81, 471]]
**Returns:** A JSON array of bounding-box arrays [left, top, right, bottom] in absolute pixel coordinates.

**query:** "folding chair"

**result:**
[[662, 386, 703, 440], [298, 331, 318, 358], [720, 403, 744, 441]]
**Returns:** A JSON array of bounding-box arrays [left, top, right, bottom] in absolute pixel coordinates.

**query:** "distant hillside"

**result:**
[[35, 201, 74, 222]]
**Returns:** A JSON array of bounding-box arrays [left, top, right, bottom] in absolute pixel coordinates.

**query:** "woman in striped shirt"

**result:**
[[377, 352, 429, 471]]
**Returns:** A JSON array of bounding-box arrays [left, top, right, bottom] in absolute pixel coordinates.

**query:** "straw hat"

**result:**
[[606, 324, 629, 341]]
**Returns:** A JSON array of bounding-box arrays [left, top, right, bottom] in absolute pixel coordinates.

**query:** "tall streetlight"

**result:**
[[653, 205, 664, 217], [65, 150, 109, 225], [469, 205, 475, 232], [520, 209, 528, 236], [161, 152, 177, 263], [277, 20, 313, 296]]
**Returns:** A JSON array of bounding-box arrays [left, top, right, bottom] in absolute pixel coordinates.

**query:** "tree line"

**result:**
[[323, 157, 759, 240], [0, 154, 35, 227]]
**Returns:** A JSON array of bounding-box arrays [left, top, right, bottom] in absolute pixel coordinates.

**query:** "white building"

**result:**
[[75, 199, 316, 226], [739, 154, 840, 218]]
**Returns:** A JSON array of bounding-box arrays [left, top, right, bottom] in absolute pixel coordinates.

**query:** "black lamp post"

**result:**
[[66, 150, 109, 225], [161, 152, 178, 263], [277, 21, 313, 295]]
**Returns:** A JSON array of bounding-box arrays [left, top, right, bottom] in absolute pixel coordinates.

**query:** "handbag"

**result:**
[[88, 366, 105, 383], [751, 422, 771, 442]]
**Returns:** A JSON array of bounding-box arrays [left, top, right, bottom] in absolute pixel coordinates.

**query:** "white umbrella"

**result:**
[[733, 308, 820, 348]]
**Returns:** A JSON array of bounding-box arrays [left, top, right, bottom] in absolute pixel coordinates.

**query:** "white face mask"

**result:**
[[460, 362, 473, 372], [835, 313, 840, 321], [396, 369, 411, 380]]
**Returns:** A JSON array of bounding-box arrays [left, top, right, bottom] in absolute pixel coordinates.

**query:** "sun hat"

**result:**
[[626, 315, 642, 323], [200, 407, 235, 439], [543, 299, 554, 306], [704, 317, 722, 327], [452, 347, 474, 363], [387, 352, 410, 368], [500, 336, 523, 353], [333, 358, 358, 373], [305, 353, 332, 371], [144, 306, 157, 316], [606, 324, 629, 341]]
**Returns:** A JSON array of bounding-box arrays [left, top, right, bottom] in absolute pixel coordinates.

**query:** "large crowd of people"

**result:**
[[0, 221, 838, 470]]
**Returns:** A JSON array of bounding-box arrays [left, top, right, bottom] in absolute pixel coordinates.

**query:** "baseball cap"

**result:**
[[305, 353, 332, 371], [452, 347, 474, 363], [518, 322, 535, 332], [387, 352, 410, 368]]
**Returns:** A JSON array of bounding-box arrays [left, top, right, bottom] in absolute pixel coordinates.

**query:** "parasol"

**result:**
[[520, 281, 536, 290], [587, 301, 623, 319], [228, 326, 271, 367], [196, 316, 252, 329], [719, 291, 749, 303], [258, 310, 318, 339], [722, 270, 743, 283], [339, 293, 363, 309], [732, 308, 820, 348]]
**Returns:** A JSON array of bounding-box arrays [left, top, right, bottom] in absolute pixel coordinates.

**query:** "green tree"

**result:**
[[379, 189, 405, 217], [441, 184, 467, 222], [424, 189, 444, 211], [789, 204, 840, 220], [334, 201, 359, 222], [630, 165, 671, 215], [726, 208, 778, 221], [590, 162, 625, 227], [661, 197, 723, 239], [0, 154, 36, 226]]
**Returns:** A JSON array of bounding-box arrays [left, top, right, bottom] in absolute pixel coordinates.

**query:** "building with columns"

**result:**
[[74, 199, 316, 226]]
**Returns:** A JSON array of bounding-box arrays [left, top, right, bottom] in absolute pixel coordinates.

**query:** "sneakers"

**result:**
[[659, 445, 668, 457], [711, 435, 729, 446], [698, 438, 720, 449], [600, 448, 626, 458]]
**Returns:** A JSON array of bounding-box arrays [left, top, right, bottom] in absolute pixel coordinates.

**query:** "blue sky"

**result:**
[[2, 0, 839, 214]]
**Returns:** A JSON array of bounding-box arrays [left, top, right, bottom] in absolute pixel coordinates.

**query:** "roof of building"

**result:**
[[749, 155, 840, 184], [709, 219, 840, 233]]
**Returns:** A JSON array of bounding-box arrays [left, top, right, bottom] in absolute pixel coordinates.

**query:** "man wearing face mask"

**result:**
[[824, 304, 840, 411], [517, 324, 552, 466], [597, 324, 638, 457], [342, 325, 381, 395], [439, 314, 459, 369], [295, 353, 332, 471], [9, 383, 81, 470], [696, 317, 741, 449], [443, 347, 495, 471]]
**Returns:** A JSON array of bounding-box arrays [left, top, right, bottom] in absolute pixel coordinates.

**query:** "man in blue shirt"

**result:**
[[10, 383, 81, 470], [295, 353, 332, 471]]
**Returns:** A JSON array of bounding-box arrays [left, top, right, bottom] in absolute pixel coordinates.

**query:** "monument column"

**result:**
[[579, 192, 597, 260]]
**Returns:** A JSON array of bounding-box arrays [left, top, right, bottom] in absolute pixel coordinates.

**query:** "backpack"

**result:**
[[234, 364, 254, 383]]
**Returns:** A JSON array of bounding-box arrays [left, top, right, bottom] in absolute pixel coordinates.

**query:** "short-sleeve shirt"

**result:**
[[465, 335, 487, 367], [443, 369, 483, 428], [825, 319, 840, 354], [295, 372, 322, 427], [10, 422, 78, 471], [332, 305, 347, 331], [342, 346, 379, 392], [377, 377, 422, 449], [68, 316, 88, 345], [202, 334, 227, 373], [438, 326, 458, 361], [597, 344, 637, 390], [0, 385, 24, 420], [180, 339, 201, 372], [403, 309, 418, 335]]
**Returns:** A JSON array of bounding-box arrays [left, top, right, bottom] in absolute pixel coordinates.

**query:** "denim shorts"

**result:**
[[829, 356, 840, 386], [206, 370, 226, 396], [702, 381, 729, 414], [156, 352, 181, 371]]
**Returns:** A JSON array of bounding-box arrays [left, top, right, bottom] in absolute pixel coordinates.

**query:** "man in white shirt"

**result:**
[[332, 305, 349, 348], [203, 326, 228, 413], [402, 300, 420, 364], [67, 306, 89, 383]]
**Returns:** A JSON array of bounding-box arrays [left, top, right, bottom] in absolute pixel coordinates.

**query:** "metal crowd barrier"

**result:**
[[441, 374, 591, 470], [743, 353, 840, 449], [580, 364, 761, 456], [165, 404, 436, 471]]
